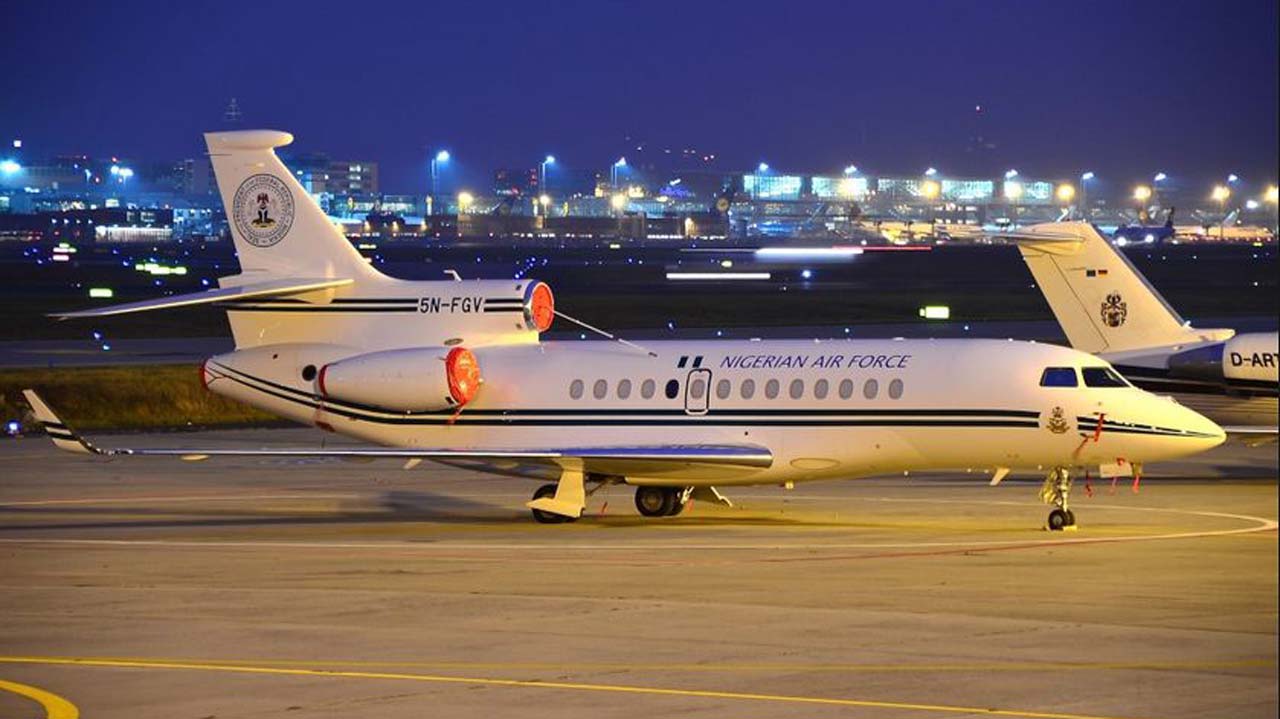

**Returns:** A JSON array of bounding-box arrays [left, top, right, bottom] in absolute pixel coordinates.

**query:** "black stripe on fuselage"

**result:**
[[208, 362, 1042, 420], [206, 363, 1043, 429]]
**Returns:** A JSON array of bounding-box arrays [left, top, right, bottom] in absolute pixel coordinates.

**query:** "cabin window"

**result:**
[[689, 377, 707, 400], [838, 378, 854, 400], [863, 379, 879, 399], [640, 379, 656, 399], [888, 378, 903, 399], [1082, 367, 1129, 388], [716, 379, 732, 400], [617, 379, 632, 399], [1040, 367, 1079, 387], [593, 379, 608, 399], [664, 379, 680, 399], [740, 378, 756, 399], [569, 379, 584, 399], [813, 379, 829, 400], [764, 379, 780, 399], [789, 379, 804, 400]]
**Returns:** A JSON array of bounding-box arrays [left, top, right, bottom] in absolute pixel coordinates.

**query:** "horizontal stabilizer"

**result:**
[[23, 391, 773, 472], [51, 278, 353, 319]]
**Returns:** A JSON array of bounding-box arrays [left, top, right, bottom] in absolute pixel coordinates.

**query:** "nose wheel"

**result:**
[[1039, 467, 1078, 531]]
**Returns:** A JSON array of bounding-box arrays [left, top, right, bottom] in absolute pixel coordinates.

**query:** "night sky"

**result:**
[[2, 0, 1276, 192]]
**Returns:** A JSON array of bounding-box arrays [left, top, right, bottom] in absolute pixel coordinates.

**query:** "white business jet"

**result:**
[[1010, 221, 1277, 431], [25, 131, 1225, 530]]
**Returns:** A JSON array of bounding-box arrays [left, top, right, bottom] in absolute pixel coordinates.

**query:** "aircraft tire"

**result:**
[[1047, 508, 1069, 531], [634, 486, 675, 517], [666, 489, 688, 516]]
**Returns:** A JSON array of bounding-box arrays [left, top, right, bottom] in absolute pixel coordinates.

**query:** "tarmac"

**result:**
[[0, 427, 1275, 718]]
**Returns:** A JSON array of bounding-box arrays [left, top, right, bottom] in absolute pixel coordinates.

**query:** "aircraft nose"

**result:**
[[1174, 402, 1226, 448]]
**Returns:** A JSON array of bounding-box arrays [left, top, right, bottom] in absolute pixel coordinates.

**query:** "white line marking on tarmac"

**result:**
[[0, 507, 1272, 552], [0, 493, 355, 507]]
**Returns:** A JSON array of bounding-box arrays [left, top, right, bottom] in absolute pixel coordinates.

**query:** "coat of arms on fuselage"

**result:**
[[1101, 291, 1127, 328], [1045, 406, 1071, 434]]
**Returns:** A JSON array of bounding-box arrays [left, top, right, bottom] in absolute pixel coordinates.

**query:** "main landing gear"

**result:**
[[1039, 466, 1077, 531], [633, 486, 690, 517]]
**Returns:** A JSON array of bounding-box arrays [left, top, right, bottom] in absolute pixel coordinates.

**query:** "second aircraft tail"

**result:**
[[1012, 222, 1231, 354]]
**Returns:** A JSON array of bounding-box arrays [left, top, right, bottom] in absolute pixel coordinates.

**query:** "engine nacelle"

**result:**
[[1168, 332, 1279, 384], [318, 346, 481, 412]]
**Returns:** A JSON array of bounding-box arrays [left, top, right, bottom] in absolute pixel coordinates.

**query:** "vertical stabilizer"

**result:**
[[1013, 222, 1220, 354], [204, 130, 377, 281]]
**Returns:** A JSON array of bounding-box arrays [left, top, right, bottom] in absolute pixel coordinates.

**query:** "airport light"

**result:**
[[1133, 185, 1152, 202], [539, 155, 556, 195], [924, 167, 938, 177], [1004, 169, 1019, 179], [1153, 172, 1167, 182], [920, 180, 940, 200], [1056, 183, 1076, 203], [610, 193, 627, 211], [1266, 186, 1278, 204], [757, 162, 770, 173], [430, 150, 451, 201], [1004, 181, 1024, 201], [1227, 173, 1239, 184], [0, 159, 19, 175], [1080, 171, 1095, 181], [11, 139, 20, 149], [843, 165, 858, 175], [837, 177, 860, 198], [1211, 185, 1230, 241], [611, 157, 627, 187], [1245, 200, 1260, 210], [457, 191, 474, 213]]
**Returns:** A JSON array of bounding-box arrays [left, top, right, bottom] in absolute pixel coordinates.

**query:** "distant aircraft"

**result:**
[[1010, 222, 1277, 432], [25, 131, 1226, 530], [1112, 207, 1176, 246]]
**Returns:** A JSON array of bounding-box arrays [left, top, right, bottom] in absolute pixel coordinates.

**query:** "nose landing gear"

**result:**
[[1039, 467, 1077, 531]]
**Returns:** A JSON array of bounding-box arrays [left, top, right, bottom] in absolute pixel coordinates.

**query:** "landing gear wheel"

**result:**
[[635, 486, 676, 517], [530, 483, 575, 524], [666, 493, 688, 516], [1047, 508, 1070, 531], [1064, 509, 1076, 527]]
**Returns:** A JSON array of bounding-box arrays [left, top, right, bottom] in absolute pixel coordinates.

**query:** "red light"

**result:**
[[526, 282, 555, 332], [445, 347, 480, 406]]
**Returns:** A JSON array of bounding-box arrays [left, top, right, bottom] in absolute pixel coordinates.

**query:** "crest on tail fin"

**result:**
[[233, 174, 295, 247], [1100, 292, 1128, 328]]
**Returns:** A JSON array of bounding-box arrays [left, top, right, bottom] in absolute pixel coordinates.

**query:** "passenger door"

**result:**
[[684, 369, 711, 415]]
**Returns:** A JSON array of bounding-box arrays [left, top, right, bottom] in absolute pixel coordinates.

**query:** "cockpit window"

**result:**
[[1082, 367, 1129, 388], [1040, 367, 1078, 387]]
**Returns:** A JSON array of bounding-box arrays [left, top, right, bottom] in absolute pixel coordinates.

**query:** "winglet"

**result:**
[[22, 390, 100, 455]]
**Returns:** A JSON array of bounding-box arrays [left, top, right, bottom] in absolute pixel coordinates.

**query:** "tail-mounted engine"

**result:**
[[318, 346, 482, 412]]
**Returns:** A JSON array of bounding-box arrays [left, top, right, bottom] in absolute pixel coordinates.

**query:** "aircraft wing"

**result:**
[[1222, 425, 1279, 447], [23, 390, 773, 474], [51, 277, 354, 319]]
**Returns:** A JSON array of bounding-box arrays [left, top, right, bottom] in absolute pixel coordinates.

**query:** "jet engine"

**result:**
[[317, 346, 481, 412], [1167, 332, 1279, 384]]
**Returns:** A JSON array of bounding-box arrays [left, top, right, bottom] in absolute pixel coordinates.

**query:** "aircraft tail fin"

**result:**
[[1010, 222, 1227, 354], [205, 130, 377, 282]]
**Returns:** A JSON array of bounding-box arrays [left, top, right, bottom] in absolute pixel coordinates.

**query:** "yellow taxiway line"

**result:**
[[0, 678, 79, 719], [0, 655, 1159, 719]]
